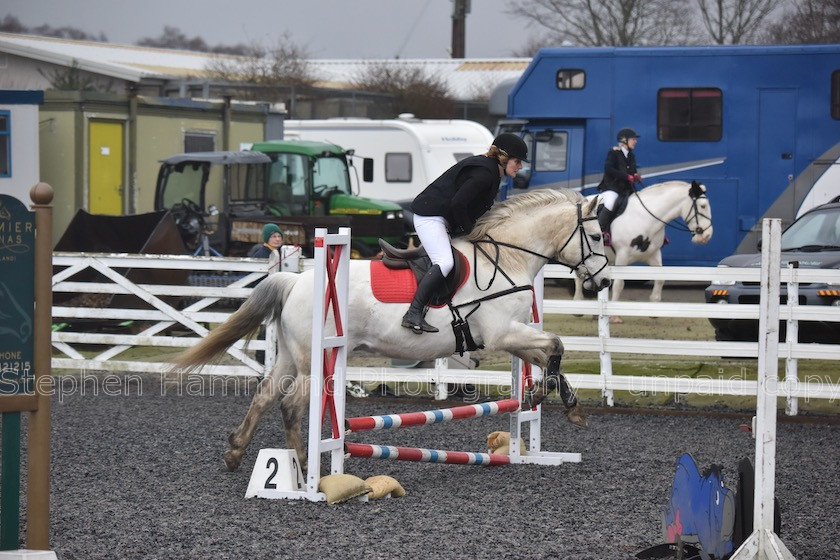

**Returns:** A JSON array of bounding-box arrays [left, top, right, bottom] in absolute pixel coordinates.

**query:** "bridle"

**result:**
[[633, 187, 712, 236], [444, 201, 607, 355], [471, 202, 608, 291]]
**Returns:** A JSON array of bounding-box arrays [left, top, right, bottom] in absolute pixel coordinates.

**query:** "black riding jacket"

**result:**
[[411, 155, 502, 236], [598, 147, 637, 196]]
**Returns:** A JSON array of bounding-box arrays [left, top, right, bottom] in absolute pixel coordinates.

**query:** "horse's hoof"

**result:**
[[565, 403, 588, 428], [609, 316, 624, 324], [224, 449, 243, 471]]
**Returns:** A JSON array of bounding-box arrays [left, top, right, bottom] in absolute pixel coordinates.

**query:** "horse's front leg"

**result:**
[[648, 250, 665, 303], [494, 323, 587, 427], [609, 277, 626, 323]]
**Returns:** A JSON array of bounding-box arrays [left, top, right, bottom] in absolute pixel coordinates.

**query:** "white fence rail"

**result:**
[[51, 252, 840, 414]]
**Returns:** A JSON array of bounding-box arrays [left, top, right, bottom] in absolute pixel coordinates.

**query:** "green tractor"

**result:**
[[155, 141, 406, 257]]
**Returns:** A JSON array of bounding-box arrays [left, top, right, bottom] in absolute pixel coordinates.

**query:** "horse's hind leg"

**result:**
[[278, 372, 309, 472], [224, 362, 293, 471]]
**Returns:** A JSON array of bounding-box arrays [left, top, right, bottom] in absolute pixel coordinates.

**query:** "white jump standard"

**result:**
[[247, 228, 582, 502]]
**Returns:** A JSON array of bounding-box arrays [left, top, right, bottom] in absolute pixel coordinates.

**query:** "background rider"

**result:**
[[597, 128, 642, 246]]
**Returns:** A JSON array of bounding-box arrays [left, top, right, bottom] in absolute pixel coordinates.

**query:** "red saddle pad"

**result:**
[[369, 252, 469, 305]]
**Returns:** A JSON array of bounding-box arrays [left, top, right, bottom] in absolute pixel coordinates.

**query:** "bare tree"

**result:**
[[697, 0, 781, 44], [204, 35, 315, 101], [352, 63, 455, 118], [763, 0, 840, 44], [1, 14, 108, 42], [136, 25, 250, 55], [508, 0, 694, 47]]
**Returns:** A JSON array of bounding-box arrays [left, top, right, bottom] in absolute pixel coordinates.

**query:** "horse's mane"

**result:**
[[636, 180, 691, 196], [466, 188, 584, 242]]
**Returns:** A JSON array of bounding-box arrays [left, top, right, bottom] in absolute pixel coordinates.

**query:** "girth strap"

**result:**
[[447, 284, 533, 355]]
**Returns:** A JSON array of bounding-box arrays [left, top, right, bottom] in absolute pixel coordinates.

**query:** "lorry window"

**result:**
[[454, 152, 474, 162], [313, 155, 351, 195], [832, 70, 840, 120], [657, 88, 722, 142], [385, 153, 412, 182], [556, 69, 585, 90], [534, 131, 568, 172]]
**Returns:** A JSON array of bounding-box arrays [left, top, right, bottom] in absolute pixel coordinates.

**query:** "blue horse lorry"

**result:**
[[502, 45, 840, 266]]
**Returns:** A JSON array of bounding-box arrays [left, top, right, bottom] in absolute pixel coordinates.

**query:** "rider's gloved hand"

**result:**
[[627, 174, 636, 184]]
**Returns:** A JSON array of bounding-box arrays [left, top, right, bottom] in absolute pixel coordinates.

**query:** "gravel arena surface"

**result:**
[[11, 373, 838, 560]]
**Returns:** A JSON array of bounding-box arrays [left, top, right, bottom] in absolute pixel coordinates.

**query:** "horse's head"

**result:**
[[684, 180, 714, 245], [556, 195, 611, 292], [467, 189, 610, 292]]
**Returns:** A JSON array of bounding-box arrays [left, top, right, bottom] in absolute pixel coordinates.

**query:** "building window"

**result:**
[[658, 88, 722, 141], [0, 111, 12, 177], [385, 153, 411, 182], [556, 69, 585, 90], [0, 111, 9, 177], [184, 132, 215, 153], [832, 70, 840, 120]]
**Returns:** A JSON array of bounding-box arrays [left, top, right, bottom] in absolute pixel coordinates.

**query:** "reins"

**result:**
[[631, 187, 711, 236], [445, 202, 608, 355]]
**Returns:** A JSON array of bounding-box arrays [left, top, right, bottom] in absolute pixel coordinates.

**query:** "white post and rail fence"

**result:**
[[50, 237, 840, 414]]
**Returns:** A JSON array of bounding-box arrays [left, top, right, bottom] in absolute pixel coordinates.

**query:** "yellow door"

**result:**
[[89, 121, 124, 214]]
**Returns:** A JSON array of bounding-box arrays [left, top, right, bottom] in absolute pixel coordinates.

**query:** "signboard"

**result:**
[[0, 194, 34, 395]]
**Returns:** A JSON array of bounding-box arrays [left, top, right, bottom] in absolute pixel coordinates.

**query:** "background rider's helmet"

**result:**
[[617, 128, 640, 144], [492, 133, 529, 163]]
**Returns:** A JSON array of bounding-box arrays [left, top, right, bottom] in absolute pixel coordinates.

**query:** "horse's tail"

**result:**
[[172, 272, 299, 372]]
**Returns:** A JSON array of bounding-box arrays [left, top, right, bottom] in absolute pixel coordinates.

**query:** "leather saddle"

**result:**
[[378, 239, 468, 307]]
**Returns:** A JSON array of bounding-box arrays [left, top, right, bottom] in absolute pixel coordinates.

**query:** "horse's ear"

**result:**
[[689, 180, 704, 199], [583, 196, 599, 216]]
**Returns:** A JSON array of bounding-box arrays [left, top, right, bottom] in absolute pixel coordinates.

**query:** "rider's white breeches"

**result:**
[[413, 214, 455, 277], [599, 190, 619, 211]]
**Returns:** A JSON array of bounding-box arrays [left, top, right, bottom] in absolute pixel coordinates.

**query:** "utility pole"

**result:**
[[451, 0, 470, 58]]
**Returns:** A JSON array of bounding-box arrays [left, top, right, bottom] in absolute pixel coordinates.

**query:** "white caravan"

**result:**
[[283, 115, 495, 203]]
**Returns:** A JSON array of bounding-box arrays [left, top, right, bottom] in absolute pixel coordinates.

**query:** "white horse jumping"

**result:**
[[173, 189, 611, 471], [574, 180, 713, 322]]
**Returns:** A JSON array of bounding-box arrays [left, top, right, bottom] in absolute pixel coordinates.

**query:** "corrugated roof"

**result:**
[[0, 32, 528, 100]]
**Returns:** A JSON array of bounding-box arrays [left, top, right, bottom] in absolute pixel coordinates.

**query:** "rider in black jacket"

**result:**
[[597, 127, 642, 246], [402, 133, 529, 334]]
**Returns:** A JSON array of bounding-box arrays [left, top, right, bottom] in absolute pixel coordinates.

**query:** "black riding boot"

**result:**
[[597, 204, 614, 247], [401, 265, 445, 334]]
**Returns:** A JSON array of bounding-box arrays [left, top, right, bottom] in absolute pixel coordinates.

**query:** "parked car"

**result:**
[[705, 200, 840, 342]]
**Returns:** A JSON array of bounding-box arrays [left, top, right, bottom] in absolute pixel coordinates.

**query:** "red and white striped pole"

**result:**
[[345, 399, 520, 434]]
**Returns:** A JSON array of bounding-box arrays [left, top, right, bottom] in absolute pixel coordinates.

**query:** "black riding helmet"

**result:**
[[617, 128, 640, 143], [492, 133, 529, 163]]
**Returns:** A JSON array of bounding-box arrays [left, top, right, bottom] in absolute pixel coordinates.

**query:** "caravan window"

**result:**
[[385, 153, 412, 182], [832, 70, 840, 120], [0, 111, 9, 177], [657, 88, 722, 141]]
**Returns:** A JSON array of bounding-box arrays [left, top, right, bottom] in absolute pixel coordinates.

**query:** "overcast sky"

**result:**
[[3, 0, 533, 59]]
